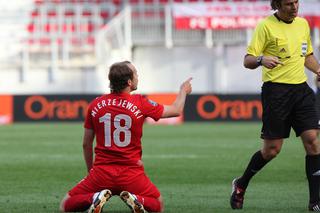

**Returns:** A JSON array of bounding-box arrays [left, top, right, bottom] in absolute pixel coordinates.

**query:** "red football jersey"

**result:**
[[84, 93, 164, 166]]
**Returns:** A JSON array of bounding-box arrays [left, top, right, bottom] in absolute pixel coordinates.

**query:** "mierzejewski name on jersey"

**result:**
[[91, 98, 143, 119]]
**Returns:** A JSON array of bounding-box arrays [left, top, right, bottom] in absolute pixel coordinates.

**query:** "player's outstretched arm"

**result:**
[[82, 128, 95, 172], [161, 77, 192, 118]]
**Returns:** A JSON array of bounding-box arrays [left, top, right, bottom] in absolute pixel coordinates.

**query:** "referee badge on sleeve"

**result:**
[[301, 42, 307, 56]]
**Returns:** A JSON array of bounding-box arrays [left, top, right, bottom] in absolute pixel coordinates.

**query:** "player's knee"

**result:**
[[301, 130, 320, 154], [59, 194, 69, 212], [267, 150, 280, 159], [157, 196, 164, 212], [59, 201, 66, 212], [304, 138, 320, 155], [262, 147, 281, 160], [262, 139, 283, 160]]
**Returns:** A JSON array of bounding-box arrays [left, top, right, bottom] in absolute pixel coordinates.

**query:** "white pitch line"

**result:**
[[143, 154, 204, 159]]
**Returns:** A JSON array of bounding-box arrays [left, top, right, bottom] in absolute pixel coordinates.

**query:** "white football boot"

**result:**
[[120, 191, 147, 213], [88, 189, 112, 213]]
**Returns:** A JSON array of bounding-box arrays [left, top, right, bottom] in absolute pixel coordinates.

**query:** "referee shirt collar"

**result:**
[[274, 12, 294, 24]]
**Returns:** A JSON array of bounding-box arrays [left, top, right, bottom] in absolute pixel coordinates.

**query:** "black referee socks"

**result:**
[[306, 154, 320, 204], [238, 150, 270, 190]]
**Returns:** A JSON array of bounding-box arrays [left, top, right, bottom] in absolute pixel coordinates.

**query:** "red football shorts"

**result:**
[[68, 164, 161, 198]]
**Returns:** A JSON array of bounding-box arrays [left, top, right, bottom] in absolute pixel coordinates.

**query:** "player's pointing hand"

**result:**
[[180, 77, 192, 94]]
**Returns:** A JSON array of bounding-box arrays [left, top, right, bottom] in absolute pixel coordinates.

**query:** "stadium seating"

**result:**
[[27, 0, 265, 47]]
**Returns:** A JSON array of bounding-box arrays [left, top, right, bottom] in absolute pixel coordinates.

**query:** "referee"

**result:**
[[230, 0, 320, 211]]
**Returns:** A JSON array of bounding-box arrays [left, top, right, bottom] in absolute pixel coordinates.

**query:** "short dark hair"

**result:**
[[108, 61, 133, 93], [271, 0, 282, 10]]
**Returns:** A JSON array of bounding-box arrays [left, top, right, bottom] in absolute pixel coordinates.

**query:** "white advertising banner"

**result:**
[[173, 2, 320, 30]]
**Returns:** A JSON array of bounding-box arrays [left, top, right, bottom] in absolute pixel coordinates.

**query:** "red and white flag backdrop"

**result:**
[[172, 2, 320, 30]]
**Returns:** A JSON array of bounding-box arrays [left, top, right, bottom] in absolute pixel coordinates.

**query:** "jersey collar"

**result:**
[[274, 13, 294, 24]]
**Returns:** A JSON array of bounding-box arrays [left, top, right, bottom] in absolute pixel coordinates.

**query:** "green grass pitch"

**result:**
[[0, 122, 311, 212]]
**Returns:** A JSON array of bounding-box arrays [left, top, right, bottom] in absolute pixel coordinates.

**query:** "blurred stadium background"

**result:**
[[1, 0, 320, 212], [0, 0, 320, 124]]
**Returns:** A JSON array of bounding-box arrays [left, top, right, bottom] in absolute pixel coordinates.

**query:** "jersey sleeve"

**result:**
[[140, 95, 164, 121], [84, 103, 94, 129], [305, 19, 314, 55], [247, 21, 267, 56]]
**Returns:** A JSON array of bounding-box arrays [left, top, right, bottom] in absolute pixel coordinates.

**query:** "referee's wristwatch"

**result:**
[[256, 56, 263, 66]]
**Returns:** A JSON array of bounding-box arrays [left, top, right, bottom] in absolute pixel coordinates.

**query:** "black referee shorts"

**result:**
[[261, 82, 319, 139]]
